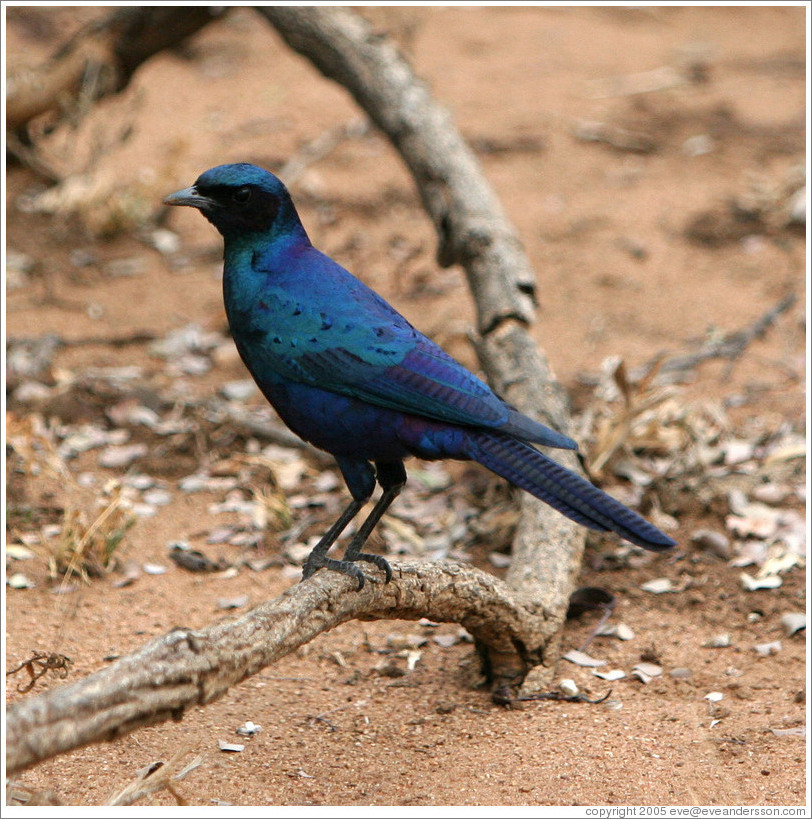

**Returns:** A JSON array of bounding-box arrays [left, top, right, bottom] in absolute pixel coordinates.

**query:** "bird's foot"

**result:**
[[301, 552, 391, 590], [345, 551, 392, 585]]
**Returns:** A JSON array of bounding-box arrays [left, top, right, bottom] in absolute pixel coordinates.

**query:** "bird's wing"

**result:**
[[297, 335, 510, 427], [249, 314, 573, 448], [238, 251, 575, 449]]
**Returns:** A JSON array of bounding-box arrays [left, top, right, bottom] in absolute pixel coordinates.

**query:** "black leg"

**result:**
[[301, 497, 366, 584], [342, 486, 401, 585], [342, 461, 407, 587], [302, 461, 406, 591]]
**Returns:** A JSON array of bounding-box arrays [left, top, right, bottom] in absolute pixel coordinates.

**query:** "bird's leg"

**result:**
[[341, 486, 400, 584], [301, 497, 367, 585], [342, 462, 407, 587]]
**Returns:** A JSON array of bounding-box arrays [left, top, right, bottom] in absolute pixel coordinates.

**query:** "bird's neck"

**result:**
[[224, 221, 309, 261]]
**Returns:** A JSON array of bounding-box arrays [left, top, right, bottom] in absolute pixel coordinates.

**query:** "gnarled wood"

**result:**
[[6, 560, 550, 775]]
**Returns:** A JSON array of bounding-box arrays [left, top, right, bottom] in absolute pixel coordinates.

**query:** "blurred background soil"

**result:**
[[5, 5, 807, 807]]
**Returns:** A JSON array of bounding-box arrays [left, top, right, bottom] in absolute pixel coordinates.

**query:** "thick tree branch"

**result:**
[[6, 560, 551, 775]]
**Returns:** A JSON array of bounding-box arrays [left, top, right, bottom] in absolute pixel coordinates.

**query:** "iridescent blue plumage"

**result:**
[[165, 163, 676, 588]]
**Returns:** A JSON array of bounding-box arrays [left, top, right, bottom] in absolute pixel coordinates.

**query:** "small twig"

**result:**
[[577, 606, 615, 653], [515, 688, 613, 705], [5, 132, 65, 183], [307, 705, 345, 732], [6, 330, 158, 351], [106, 746, 202, 806], [645, 292, 797, 381], [63, 331, 160, 348], [578, 292, 798, 387], [584, 65, 688, 99], [6, 651, 73, 693]]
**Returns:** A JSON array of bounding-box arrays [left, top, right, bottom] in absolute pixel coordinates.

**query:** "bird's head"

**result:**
[[164, 163, 303, 241]]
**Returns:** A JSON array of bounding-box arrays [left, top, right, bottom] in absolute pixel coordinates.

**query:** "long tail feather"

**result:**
[[467, 432, 676, 551]]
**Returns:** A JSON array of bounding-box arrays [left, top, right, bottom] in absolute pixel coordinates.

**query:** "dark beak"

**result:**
[[163, 186, 215, 210]]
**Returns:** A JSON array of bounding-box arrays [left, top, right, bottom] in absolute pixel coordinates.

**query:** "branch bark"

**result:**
[[6, 560, 551, 776]]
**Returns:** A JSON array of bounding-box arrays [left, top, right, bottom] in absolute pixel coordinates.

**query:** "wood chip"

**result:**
[[632, 662, 663, 683], [740, 573, 782, 591], [593, 669, 626, 681], [218, 741, 245, 753], [563, 649, 607, 668]]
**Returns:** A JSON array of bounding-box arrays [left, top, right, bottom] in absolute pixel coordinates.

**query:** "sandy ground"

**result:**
[[5, 5, 807, 807]]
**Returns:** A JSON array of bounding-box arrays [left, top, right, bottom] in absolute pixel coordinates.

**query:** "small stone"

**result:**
[[597, 622, 635, 641], [13, 381, 53, 403], [740, 573, 782, 591], [788, 186, 806, 224], [615, 623, 635, 641], [207, 527, 237, 545], [220, 380, 257, 401], [218, 595, 249, 610], [781, 612, 806, 636], [751, 483, 790, 505], [682, 134, 714, 156], [174, 354, 211, 376], [690, 529, 730, 559], [8, 572, 35, 589], [6, 544, 36, 560], [132, 503, 158, 518], [770, 726, 805, 738], [99, 443, 148, 469], [149, 228, 182, 255], [754, 641, 782, 657], [179, 475, 208, 493], [105, 256, 147, 278], [313, 471, 340, 492], [124, 474, 156, 490], [167, 540, 190, 551], [142, 488, 172, 506], [641, 577, 674, 594], [386, 632, 427, 649], [284, 542, 312, 564]]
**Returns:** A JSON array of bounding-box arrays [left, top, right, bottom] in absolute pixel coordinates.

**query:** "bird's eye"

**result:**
[[233, 187, 252, 205]]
